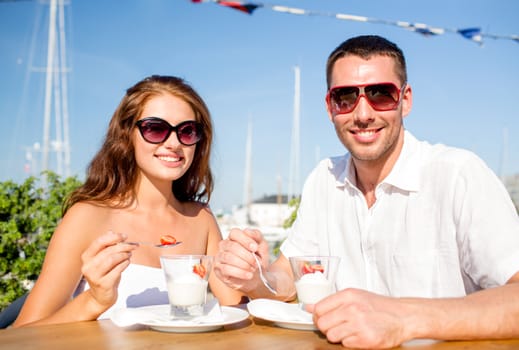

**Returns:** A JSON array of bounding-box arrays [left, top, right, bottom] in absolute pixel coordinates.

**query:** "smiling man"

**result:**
[[215, 35, 519, 349]]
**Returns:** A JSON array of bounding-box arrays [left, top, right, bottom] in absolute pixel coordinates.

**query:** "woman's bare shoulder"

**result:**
[[177, 202, 218, 233], [43, 202, 112, 265], [65, 201, 112, 216], [58, 201, 113, 235], [180, 200, 206, 214]]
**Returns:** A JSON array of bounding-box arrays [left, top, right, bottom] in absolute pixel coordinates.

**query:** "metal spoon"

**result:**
[[124, 241, 182, 248], [252, 253, 277, 295]]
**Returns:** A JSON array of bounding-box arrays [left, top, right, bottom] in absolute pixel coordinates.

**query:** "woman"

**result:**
[[14, 75, 243, 326]]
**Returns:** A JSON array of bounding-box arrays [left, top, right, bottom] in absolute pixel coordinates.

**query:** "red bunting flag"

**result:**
[[217, 1, 261, 14]]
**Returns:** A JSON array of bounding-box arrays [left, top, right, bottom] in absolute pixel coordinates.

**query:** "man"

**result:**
[[214, 35, 519, 349]]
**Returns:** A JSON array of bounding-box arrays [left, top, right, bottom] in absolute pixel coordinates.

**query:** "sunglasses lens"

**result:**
[[329, 86, 359, 114], [138, 119, 171, 143], [364, 84, 400, 110], [176, 121, 202, 146]]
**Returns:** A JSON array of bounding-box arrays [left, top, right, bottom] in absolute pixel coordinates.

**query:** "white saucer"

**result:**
[[247, 299, 318, 331], [112, 305, 249, 333]]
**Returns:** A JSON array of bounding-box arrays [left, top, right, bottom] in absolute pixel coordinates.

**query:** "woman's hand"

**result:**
[[80, 231, 136, 312]]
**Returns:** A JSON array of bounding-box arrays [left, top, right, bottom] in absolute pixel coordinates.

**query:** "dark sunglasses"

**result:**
[[326, 82, 405, 115], [135, 117, 202, 146]]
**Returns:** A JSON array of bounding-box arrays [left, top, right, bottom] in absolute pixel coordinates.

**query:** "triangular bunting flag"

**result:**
[[217, 1, 261, 14], [458, 27, 483, 44]]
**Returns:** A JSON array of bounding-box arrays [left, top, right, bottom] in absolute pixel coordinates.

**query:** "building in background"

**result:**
[[503, 174, 519, 211], [217, 194, 292, 243]]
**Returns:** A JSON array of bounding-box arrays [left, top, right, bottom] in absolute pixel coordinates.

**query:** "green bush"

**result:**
[[282, 196, 300, 230], [0, 172, 82, 311], [269, 196, 300, 257]]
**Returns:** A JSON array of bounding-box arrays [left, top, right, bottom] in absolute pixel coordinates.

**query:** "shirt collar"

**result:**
[[329, 130, 421, 192], [327, 153, 352, 189], [383, 130, 421, 192]]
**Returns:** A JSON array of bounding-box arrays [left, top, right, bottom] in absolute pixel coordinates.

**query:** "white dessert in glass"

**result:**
[[289, 256, 340, 309], [166, 273, 208, 306], [160, 255, 213, 319], [295, 271, 334, 304]]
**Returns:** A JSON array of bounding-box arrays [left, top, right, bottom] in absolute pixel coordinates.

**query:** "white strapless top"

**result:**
[[75, 264, 168, 319]]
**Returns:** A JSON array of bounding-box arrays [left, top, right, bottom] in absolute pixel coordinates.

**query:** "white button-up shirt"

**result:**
[[280, 131, 519, 298]]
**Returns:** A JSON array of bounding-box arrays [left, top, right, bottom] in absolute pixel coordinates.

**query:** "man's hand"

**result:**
[[214, 228, 271, 295], [309, 288, 409, 349]]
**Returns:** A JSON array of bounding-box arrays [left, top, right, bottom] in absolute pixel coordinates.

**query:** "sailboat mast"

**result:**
[[40, 0, 71, 181], [41, 0, 58, 178], [500, 127, 509, 181], [58, 0, 71, 177], [288, 65, 301, 200], [243, 118, 253, 223]]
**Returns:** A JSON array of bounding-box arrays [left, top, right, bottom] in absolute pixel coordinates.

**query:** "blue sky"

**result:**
[[1, 0, 518, 212]]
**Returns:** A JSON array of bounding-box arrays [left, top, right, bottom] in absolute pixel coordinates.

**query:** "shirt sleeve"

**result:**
[[455, 152, 519, 288]]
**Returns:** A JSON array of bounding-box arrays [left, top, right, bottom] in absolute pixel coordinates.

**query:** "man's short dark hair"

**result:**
[[326, 35, 407, 89]]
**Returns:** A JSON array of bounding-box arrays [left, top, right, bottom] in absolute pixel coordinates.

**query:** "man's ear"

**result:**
[[402, 84, 413, 118]]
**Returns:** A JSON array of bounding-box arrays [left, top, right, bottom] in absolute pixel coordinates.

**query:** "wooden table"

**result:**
[[1, 315, 519, 350]]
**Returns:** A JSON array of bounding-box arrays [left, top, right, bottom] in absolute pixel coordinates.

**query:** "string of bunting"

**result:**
[[191, 0, 519, 46]]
